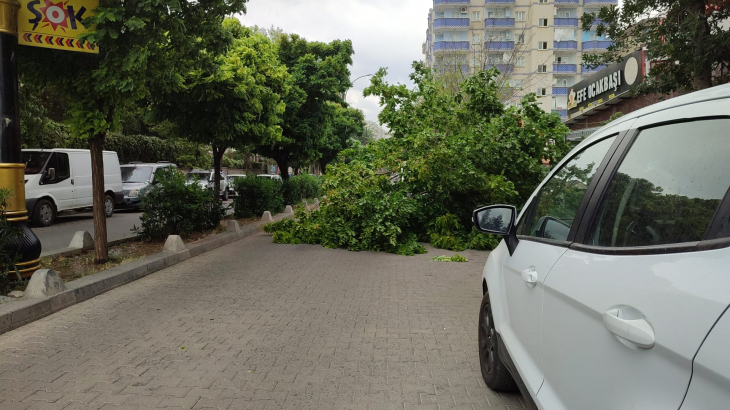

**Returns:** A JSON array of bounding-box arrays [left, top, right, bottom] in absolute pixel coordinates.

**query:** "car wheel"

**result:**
[[222, 189, 229, 201], [104, 194, 114, 218], [479, 291, 518, 392], [33, 199, 56, 227]]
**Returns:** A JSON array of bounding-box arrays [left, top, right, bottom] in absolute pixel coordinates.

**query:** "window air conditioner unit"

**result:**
[[461, 7, 468, 14]]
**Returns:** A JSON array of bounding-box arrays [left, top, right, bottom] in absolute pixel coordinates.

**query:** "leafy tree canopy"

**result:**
[[581, 0, 730, 92], [255, 34, 355, 179]]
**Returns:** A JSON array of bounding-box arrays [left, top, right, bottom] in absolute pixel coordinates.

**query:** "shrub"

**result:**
[[233, 176, 284, 218], [0, 188, 24, 293], [282, 174, 322, 205], [134, 169, 226, 240]]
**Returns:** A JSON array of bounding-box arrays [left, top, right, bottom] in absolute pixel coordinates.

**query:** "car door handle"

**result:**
[[521, 267, 537, 287], [603, 308, 655, 349], [71, 179, 74, 185]]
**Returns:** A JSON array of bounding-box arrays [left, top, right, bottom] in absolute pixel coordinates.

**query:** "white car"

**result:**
[[257, 174, 282, 181], [472, 84, 730, 410], [185, 169, 231, 200]]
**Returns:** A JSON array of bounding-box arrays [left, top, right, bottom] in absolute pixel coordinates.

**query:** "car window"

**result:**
[[56, 153, 70, 180], [122, 166, 153, 183], [22, 151, 51, 175], [518, 136, 616, 241], [587, 119, 730, 247]]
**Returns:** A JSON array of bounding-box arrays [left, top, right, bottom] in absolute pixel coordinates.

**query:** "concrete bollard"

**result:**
[[227, 220, 241, 233], [302, 199, 308, 206], [313, 198, 319, 205], [69, 231, 94, 250], [285, 205, 294, 215], [25, 269, 66, 299], [262, 211, 274, 222], [163, 235, 186, 253]]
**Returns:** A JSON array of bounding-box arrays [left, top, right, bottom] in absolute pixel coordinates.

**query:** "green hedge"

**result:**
[[283, 174, 322, 205], [233, 177, 284, 218], [134, 169, 226, 241]]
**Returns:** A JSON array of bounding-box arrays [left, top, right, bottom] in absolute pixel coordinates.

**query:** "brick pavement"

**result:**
[[0, 232, 525, 410]]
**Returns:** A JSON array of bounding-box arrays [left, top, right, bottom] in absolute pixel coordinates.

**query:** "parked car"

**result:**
[[472, 84, 730, 410], [185, 169, 231, 200], [257, 174, 282, 181], [226, 174, 246, 196], [22, 149, 124, 227], [120, 162, 178, 209]]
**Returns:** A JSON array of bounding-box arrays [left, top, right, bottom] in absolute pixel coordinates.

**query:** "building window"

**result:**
[[556, 78, 568, 86], [539, 0, 548, 3], [472, 34, 482, 44], [537, 87, 547, 96], [538, 41, 548, 50], [516, 33, 525, 44], [472, 11, 481, 21], [538, 64, 547, 72], [539, 18, 549, 27], [515, 11, 526, 21], [516, 57, 526, 67], [557, 10, 571, 18], [552, 97, 558, 108]]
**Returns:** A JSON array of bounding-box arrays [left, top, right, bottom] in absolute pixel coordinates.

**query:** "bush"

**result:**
[[0, 188, 22, 293], [282, 174, 322, 205], [134, 169, 226, 240], [233, 176, 284, 218]]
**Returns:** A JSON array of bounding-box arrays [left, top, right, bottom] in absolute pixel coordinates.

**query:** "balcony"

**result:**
[[554, 40, 578, 50], [582, 64, 607, 73], [554, 18, 578, 27], [434, 0, 470, 7], [582, 40, 612, 50], [552, 109, 568, 119], [552, 87, 569, 95], [485, 64, 514, 73], [553, 64, 577, 74], [584, 0, 617, 4], [433, 18, 470, 31], [485, 0, 515, 4], [485, 18, 515, 28], [433, 41, 470, 51], [555, 0, 579, 4], [483, 41, 515, 51]]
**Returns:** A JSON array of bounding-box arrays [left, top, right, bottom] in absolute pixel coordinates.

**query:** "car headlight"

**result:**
[[129, 189, 140, 197]]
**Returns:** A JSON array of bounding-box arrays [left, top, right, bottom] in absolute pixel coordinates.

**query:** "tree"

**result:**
[[581, 0, 730, 93], [19, 0, 249, 263], [319, 103, 365, 171], [255, 35, 354, 180], [153, 19, 290, 199]]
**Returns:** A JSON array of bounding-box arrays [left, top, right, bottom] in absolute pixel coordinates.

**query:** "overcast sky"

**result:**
[[238, 0, 431, 124]]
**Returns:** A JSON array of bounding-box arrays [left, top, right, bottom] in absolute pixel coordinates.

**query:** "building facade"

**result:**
[[423, 0, 616, 118]]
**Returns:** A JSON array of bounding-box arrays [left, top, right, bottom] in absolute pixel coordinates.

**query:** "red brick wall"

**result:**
[[568, 92, 681, 130]]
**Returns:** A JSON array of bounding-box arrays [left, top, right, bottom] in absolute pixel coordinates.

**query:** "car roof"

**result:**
[[582, 83, 730, 143]]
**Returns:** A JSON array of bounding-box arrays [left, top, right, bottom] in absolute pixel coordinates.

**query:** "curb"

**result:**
[[41, 236, 140, 259], [0, 213, 287, 335]]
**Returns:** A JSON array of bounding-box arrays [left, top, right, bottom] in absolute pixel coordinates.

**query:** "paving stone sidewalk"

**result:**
[[0, 232, 525, 410]]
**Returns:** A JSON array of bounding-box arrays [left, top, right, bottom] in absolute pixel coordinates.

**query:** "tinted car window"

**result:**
[[56, 153, 70, 180], [518, 136, 616, 241], [22, 152, 51, 175], [122, 166, 154, 183], [588, 119, 730, 247]]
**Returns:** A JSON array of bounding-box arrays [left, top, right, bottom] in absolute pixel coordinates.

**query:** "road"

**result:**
[[34, 209, 142, 256], [0, 232, 524, 409]]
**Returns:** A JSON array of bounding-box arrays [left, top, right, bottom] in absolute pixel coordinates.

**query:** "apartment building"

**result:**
[[422, 0, 617, 118]]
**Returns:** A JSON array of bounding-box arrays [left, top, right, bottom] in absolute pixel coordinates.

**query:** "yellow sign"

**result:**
[[19, 0, 97, 53]]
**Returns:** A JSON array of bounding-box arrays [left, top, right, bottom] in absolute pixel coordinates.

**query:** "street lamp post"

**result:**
[[344, 73, 374, 104], [0, 0, 42, 277]]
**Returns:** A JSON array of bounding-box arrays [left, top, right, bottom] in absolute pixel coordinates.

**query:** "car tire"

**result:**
[[33, 199, 56, 227], [104, 194, 114, 218], [479, 291, 518, 392], [222, 189, 229, 201]]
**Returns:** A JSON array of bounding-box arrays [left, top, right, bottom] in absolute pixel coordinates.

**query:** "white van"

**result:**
[[22, 149, 124, 227]]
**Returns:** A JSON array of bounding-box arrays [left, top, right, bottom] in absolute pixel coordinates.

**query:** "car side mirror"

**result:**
[[472, 205, 520, 256], [47, 168, 56, 182]]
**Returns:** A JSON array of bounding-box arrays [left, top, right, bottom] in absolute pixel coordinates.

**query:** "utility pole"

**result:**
[[0, 0, 42, 277]]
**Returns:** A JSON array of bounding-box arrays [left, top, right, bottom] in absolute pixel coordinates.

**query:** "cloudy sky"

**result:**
[[238, 0, 431, 123]]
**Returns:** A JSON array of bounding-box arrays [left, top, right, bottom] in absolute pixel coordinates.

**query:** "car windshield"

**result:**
[[122, 166, 153, 183], [187, 172, 210, 181], [22, 152, 51, 175]]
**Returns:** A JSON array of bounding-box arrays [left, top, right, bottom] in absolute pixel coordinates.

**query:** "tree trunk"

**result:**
[[274, 154, 290, 181], [89, 133, 108, 264], [212, 145, 226, 201], [692, 0, 713, 90]]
